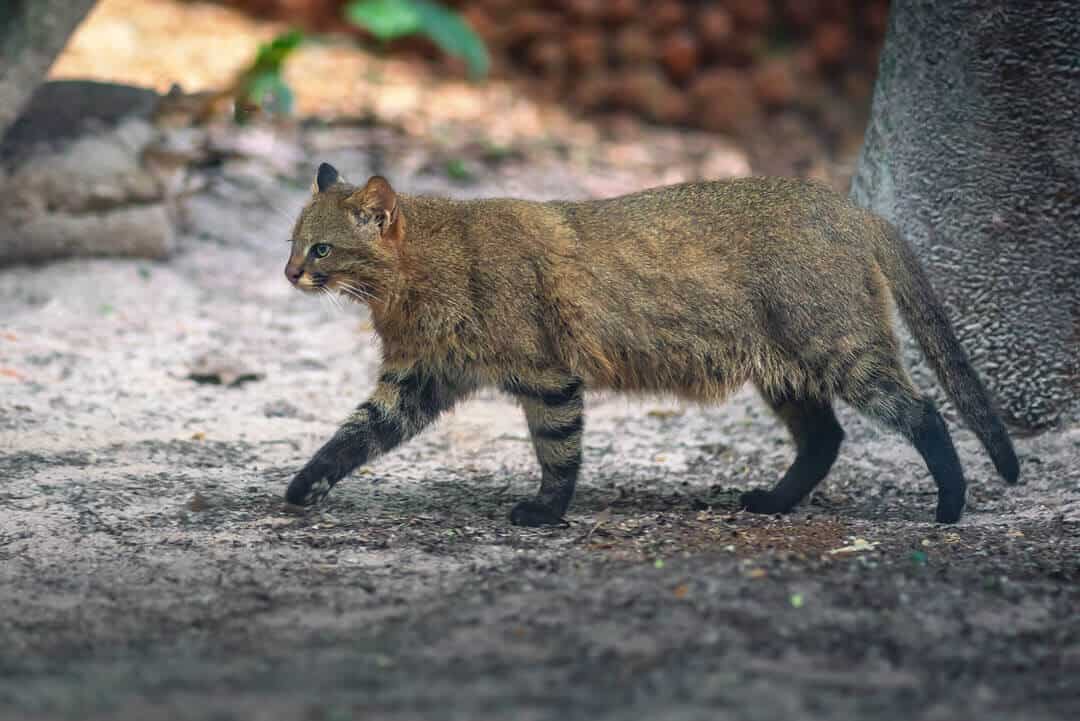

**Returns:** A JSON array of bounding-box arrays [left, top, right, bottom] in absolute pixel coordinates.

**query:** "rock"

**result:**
[[506, 11, 559, 43], [620, 66, 690, 124], [691, 69, 761, 135], [565, 0, 604, 21], [699, 146, 752, 180], [570, 71, 615, 111], [727, 0, 773, 28], [649, 1, 688, 30], [613, 26, 654, 65], [603, 0, 640, 23], [752, 58, 799, 108], [567, 29, 607, 69], [0, 81, 217, 266], [0, 205, 173, 266], [782, 0, 820, 27], [660, 30, 701, 83], [698, 7, 735, 51], [812, 23, 851, 67]]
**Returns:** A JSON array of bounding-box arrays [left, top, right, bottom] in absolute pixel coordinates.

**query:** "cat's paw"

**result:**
[[934, 492, 965, 524], [509, 500, 570, 528], [285, 470, 331, 507], [738, 489, 790, 515]]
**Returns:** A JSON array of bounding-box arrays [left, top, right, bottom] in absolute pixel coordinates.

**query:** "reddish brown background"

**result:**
[[215, 0, 889, 140]]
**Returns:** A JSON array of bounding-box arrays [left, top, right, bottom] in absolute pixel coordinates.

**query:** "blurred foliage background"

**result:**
[[212, 0, 887, 142]]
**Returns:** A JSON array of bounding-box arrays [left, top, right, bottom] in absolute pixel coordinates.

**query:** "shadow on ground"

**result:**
[[1, 127, 1078, 721]]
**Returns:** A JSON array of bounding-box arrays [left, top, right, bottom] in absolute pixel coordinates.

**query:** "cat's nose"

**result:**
[[285, 264, 302, 285]]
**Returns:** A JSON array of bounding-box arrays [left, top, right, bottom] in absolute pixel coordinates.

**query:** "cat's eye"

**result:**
[[311, 244, 332, 258]]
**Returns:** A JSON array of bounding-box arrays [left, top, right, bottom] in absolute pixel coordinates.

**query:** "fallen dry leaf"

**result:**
[[186, 351, 263, 387], [828, 538, 879, 555]]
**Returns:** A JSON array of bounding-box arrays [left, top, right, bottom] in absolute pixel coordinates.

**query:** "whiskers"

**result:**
[[314, 279, 383, 314], [335, 279, 384, 306], [318, 286, 346, 313]]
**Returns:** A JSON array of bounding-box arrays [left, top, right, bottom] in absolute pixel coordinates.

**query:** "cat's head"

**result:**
[[284, 162, 402, 303]]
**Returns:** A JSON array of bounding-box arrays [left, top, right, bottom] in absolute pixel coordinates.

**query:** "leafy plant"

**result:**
[[344, 0, 490, 80], [445, 157, 472, 181], [231, 1, 488, 123], [235, 29, 305, 121]]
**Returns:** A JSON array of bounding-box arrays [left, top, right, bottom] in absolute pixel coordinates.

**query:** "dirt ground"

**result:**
[[2, 118, 1078, 721], [2, 2, 1079, 719]]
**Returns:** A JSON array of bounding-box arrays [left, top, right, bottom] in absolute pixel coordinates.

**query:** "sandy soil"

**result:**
[[2, 0, 1077, 717], [1, 121, 1078, 721]]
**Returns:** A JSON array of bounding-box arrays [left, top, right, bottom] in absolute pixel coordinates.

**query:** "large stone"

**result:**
[[0, 81, 204, 266], [850, 0, 1080, 431], [0, 0, 99, 138], [0, 204, 173, 266]]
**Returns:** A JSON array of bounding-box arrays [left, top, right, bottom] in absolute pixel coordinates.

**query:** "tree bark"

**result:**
[[850, 0, 1080, 431], [0, 0, 99, 138]]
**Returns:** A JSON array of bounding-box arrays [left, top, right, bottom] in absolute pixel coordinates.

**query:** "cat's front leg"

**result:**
[[285, 363, 470, 506]]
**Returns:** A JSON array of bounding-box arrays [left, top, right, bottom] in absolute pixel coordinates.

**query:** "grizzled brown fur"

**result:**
[[280, 163, 1019, 526]]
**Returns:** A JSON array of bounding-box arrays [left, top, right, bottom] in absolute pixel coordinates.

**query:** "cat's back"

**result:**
[[546, 176, 856, 257]]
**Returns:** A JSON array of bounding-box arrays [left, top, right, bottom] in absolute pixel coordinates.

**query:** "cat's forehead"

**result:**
[[294, 191, 348, 235]]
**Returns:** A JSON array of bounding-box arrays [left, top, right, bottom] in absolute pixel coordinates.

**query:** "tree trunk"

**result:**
[[0, 0, 99, 138], [850, 0, 1080, 431]]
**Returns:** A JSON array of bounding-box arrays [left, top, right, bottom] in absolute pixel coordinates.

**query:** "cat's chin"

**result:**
[[326, 279, 376, 305]]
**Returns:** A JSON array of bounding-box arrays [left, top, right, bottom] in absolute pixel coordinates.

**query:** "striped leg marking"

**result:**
[[503, 374, 584, 527], [285, 364, 469, 506]]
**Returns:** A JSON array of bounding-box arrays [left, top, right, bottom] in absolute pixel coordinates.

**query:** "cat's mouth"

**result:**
[[294, 271, 329, 292], [292, 272, 378, 305]]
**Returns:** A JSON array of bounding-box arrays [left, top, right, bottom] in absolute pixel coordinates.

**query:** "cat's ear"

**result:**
[[312, 162, 343, 194], [345, 176, 402, 241]]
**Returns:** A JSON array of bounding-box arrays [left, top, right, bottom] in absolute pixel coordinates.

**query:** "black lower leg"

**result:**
[[284, 401, 392, 505], [285, 363, 468, 506], [741, 395, 844, 515], [844, 372, 967, 523], [509, 468, 576, 528], [911, 399, 966, 523]]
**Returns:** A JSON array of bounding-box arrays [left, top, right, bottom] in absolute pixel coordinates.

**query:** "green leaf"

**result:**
[[345, 0, 422, 41], [345, 0, 489, 79], [241, 70, 295, 118], [252, 29, 305, 74], [445, 158, 472, 181], [235, 29, 304, 123], [412, 1, 490, 79]]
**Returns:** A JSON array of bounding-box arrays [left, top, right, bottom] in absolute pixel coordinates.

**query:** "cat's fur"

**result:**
[[281, 162, 1019, 525]]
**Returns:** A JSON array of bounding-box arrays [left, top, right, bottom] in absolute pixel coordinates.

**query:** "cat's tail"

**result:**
[[873, 220, 1020, 484]]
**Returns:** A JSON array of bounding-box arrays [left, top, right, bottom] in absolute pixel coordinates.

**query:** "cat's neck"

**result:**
[[370, 194, 474, 361]]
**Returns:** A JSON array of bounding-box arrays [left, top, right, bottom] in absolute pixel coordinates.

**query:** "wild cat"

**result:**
[[279, 163, 1018, 526]]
